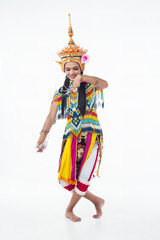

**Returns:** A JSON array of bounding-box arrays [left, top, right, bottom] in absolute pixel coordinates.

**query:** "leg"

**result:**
[[65, 190, 82, 222], [83, 190, 105, 218], [77, 140, 105, 218], [59, 180, 82, 222]]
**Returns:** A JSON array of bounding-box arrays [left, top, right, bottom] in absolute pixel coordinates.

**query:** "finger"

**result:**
[[37, 149, 43, 152]]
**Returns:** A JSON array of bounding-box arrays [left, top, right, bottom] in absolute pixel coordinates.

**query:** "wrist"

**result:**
[[80, 74, 85, 83], [38, 134, 46, 144]]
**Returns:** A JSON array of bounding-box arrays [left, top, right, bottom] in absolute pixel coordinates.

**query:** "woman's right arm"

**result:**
[[36, 101, 58, 146]]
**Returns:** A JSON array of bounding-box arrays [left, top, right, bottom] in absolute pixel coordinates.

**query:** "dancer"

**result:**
[[36, 14, 108, 222]]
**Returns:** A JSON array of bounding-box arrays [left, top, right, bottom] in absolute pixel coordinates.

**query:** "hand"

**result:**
[[73, 74, 82, 88], [35, 141, 47, 153], [36, 148, 44, 152]]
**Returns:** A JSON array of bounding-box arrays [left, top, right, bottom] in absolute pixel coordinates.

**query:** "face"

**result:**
[[64, 62, 81, 81]]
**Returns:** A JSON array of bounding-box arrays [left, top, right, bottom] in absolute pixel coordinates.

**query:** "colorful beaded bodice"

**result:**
[[50, 82, 104, 140]]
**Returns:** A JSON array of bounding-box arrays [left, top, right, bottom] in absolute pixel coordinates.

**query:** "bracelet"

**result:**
[[40, 129, 49, 135]]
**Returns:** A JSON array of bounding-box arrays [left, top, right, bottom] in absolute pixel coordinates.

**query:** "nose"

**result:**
[[70, 70, 75, 75]]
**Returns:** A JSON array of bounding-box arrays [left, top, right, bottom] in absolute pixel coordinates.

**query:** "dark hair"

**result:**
[[62, 71, 86, 117]]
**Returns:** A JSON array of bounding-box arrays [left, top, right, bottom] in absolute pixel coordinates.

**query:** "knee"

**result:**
[[64, 184, 75, 192], [59, 180, 75, 193], [74, 179, 90, 196]]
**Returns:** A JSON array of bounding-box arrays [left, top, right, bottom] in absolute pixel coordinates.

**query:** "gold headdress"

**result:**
[[55, 13, 88, 72]]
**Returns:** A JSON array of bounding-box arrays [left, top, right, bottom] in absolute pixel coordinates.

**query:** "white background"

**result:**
[[0, 0, 160, 239]]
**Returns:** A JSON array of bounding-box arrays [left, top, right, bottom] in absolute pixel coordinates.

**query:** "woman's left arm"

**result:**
[[73, 74, 109, 90]]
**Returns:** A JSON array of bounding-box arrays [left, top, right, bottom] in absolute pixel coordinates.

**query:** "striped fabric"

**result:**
[[59, 137, 100, 195], [50, 83, 104, 139], [58, 132, 97, 185]]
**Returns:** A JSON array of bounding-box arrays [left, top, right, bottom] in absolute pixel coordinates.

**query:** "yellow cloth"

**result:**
[[58, 134, 74, 184]]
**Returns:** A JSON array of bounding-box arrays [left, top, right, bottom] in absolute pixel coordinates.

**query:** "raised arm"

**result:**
[[82, 75, 108, 90], [73, 74, 109, 90], [36, 101, 58, 147]]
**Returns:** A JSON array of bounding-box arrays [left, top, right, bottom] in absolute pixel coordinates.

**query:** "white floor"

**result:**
[[0, 179, 159, 240]]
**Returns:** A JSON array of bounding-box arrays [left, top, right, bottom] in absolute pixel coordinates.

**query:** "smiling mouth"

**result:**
[[70, 75, 76, 78]]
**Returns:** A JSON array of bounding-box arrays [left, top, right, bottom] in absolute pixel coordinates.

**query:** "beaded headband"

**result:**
[[55, 13, 89, 72]]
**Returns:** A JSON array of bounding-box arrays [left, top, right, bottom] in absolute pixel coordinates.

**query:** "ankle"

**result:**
[[94, 196, 102, 205], [66, 207, 73, 212]]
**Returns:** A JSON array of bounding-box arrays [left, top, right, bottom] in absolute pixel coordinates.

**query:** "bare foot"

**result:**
[[65, 208, 81, 222], [93, 197, 105, 219]]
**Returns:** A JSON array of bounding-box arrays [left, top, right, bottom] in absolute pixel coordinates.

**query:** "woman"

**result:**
[[36, 14, 108, 222]]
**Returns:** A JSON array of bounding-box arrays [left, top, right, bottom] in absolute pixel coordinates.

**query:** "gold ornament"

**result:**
[[55, 13, 88, 72]]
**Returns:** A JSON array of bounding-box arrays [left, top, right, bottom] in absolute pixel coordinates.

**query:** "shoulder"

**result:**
[[53, 86, 63, 97], [51, 86, 63, 103], [54, 86, 63, 95]]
